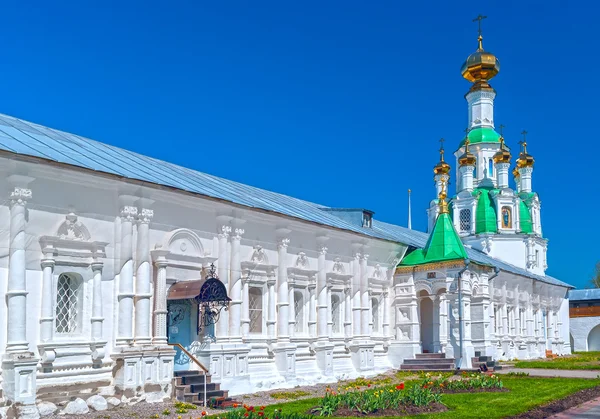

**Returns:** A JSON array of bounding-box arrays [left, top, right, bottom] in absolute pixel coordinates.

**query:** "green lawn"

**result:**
[[259, 376, 600, 418], [513, 351, 600, 370]]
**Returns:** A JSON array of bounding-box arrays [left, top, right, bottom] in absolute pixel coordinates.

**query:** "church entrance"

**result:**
[[167, 299, 199, 371], [419, 291, 435, 353]]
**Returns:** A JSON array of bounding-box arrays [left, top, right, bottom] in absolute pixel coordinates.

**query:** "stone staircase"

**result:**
[[399, 353, 456, 371], [174, 371, 233, 407], [471, 351, 502, 371]]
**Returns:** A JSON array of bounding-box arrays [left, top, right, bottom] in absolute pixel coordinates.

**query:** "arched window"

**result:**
[[459, 209, 472, 232], [55, 273, 82, 334], [488, 158, 494, 177], [249, 287, 263, 334], [294, 291, 304, 334], [331, 294, 341, 333], [501, 206, 512, 228], [372, 297, 380, 332]]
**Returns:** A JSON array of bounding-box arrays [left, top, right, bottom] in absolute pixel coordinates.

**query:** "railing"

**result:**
[[168, 343, 208, 407], [570, 306, 600, 318]]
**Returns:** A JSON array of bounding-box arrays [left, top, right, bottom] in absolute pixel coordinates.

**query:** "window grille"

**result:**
[[294, 291, 304, 333], [459, 209, 472, 232], [331, 295, 340, 333], [249, 287, 263, 334], [55, 273, 81, 334]]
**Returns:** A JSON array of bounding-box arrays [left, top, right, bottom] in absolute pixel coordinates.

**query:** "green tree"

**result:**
[[591, 261, 600, 288]]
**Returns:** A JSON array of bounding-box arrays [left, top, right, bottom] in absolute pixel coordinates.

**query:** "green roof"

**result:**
[[399, 212, 468, 266], [519, 201, 533, 233], [474, 188, 498, 234], [459, 127, 501, 147]]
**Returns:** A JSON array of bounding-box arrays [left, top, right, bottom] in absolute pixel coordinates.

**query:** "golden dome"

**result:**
[[433, 139, 451, 175], [516, 132, 535, 168], [493, 136, 511, 164], [512, 166, 520, 178], [461, 36, 500, 91], [458, 139, 476, 166]]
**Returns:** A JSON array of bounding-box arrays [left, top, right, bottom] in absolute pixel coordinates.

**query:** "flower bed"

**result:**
[[419, 372, 505, 393]]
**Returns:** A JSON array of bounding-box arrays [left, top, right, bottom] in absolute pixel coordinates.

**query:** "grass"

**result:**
[[270, 390, 312, 400], [256, 376, 600, 418], [513, 351, 600, 370]]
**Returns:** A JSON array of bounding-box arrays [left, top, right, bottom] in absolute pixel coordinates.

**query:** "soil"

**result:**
[[311, 403, 448, 417], [509, 385, 600, 419]]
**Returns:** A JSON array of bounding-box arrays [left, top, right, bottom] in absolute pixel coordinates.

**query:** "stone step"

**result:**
[[400, 364, 455, 370], [415, 353, 446, 359], [184, 390, 228, 404], [174, 370, 204, 377], [404, 358, 456, 364], [179, 374, 212, 385], [190, 383, 219, 393]]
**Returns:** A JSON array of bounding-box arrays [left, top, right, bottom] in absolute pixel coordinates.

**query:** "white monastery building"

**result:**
[[0, 28, 572, 417]]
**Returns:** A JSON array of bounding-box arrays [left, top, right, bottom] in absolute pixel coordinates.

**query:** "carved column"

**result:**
[[267, 273, 277, 339], [432, 295, 441, 352], [360, 254, 370, 338], [91, 261, 104, 341], [276, 237, 290, 342], [288, 278, 296, 338], [152, 250, 169, 345], [228, 227, 244, 342], [39, 248, 55, 343], [438, 293, 448, 350], [241, 274, 250, 338], [382, 288, 390, 338], [135, 208, 153, 345], [317, 245, 328, 342], [352, 253, 361, 338], [6, 187, 32, 353], [344, 285, 352, 339], [308, 278, 317, 338], [116, 203, 137, 346], [326, 284, 333, 335], [217, 225, 231, 340]]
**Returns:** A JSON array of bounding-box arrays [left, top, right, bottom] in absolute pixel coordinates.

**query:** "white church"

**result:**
[[0, 27, 571, 416]]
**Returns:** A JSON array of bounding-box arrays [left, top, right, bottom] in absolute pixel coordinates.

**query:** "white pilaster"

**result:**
[[308, 279, 317, 337], [39, 252, 55, 343], [288, 280, 295, 338], [228, 227, 244, 342], [6, 186, 32, 353], [344, 285, 352, 339], [135, 207, 153, 345], [276, 237, 290, 341], [117, 201, 137, 346], [241, 275, 250, 338], [352, 253, 361, 338], [217, 225, 231, 340], [152, 250, 169, 346], [317, 245, 328, 341], [91, 261, 105, 341], [326, 284, 333, 336], [432, 295, 441, 352], [438, 293, 448, 351], [360, 254, 370, 338], [459, 165, 475, 192], [267, 274, 277, 339], [382, 288, 390, 339]]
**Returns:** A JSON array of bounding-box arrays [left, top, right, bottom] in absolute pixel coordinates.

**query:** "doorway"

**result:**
[[419, 291, 434, 353], [167, 299, 198, 371]]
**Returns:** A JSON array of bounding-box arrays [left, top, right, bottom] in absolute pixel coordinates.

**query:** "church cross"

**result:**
[[499, 124, 505, 137], [439, 138, 445, 161], [473, 14, 487, 38], [520, 130, 528, 152]]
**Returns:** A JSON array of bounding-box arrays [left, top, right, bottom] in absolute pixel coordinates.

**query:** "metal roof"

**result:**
[[0, 112, 572, 289], [568, 289, 600, 301]]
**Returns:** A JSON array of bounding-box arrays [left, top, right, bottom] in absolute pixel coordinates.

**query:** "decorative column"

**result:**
[[116, 202, 137, 346], [241, 274, 250, 338], [496, 162, 510, 189], [152, 250, 169, 345], [316, 245, 328, 342], [91, 260, 105, 341], [135, 208, 153, 345], [360, 254, 370, 338], [276, 237, 290, 342], [288, 279, 296, 338], [308, 278, 317, 338], [39, 247, 55, 343], [228, 227, 244, 342], [326, 285, 333, 336], [267, 273, 277, 339], [352, 253, 361, 338], [438, 293, 448, 351], [217, 225, 231, 340], [432, 295, 441, 352], [344, 285, 352, 339], [6, 186, 32, 353], [382, 288, 390, 339], [519, 166, 534, 193]]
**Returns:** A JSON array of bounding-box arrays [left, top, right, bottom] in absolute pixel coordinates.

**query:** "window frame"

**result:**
[[248, 285, 265, 335], [54, 272, 84, 336]]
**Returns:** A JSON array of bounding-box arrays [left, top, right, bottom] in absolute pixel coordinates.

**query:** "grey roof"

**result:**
[[568, 289, 600, 301], [0, 112, 572, 289]]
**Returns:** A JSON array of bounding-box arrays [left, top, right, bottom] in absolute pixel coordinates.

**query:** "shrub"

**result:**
[[422, 372, 503, 391]]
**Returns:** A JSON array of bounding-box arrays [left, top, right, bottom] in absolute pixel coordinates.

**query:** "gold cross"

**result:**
[[473, 14, 487, 38], [439, 138, 445, 161], [519, 130, 528, 153]]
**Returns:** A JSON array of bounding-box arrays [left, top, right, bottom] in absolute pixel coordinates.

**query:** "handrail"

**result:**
[[168, 343, 210, 373]]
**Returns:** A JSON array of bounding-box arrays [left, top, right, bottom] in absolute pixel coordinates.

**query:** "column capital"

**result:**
[[120, 205, 138, 221], [231, 227, 244, 241], [9, 187, 32, 207], [40, 258, 55, 269], [91, 261, 104, 272], [318, 245, 328, 256], [218, 225, 232, 239], [361, 253, 370, 261], [278, 237, 290, 249], [138, 208, 154, 224]]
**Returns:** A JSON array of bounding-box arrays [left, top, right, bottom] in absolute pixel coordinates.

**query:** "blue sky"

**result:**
[[2, 1, 596, 288]]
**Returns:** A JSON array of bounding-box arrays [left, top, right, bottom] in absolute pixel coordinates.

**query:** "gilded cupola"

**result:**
[[458, 139, 477, 167], [433, 138, 451, 175], [493, 136, 512, 164], [461, 15, 500, 92], [516, 130, 535, 168]]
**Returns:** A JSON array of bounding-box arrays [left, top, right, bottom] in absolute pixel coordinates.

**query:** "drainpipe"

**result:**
[[488, 266, 500, 282], [456, 260, 470, 370]]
